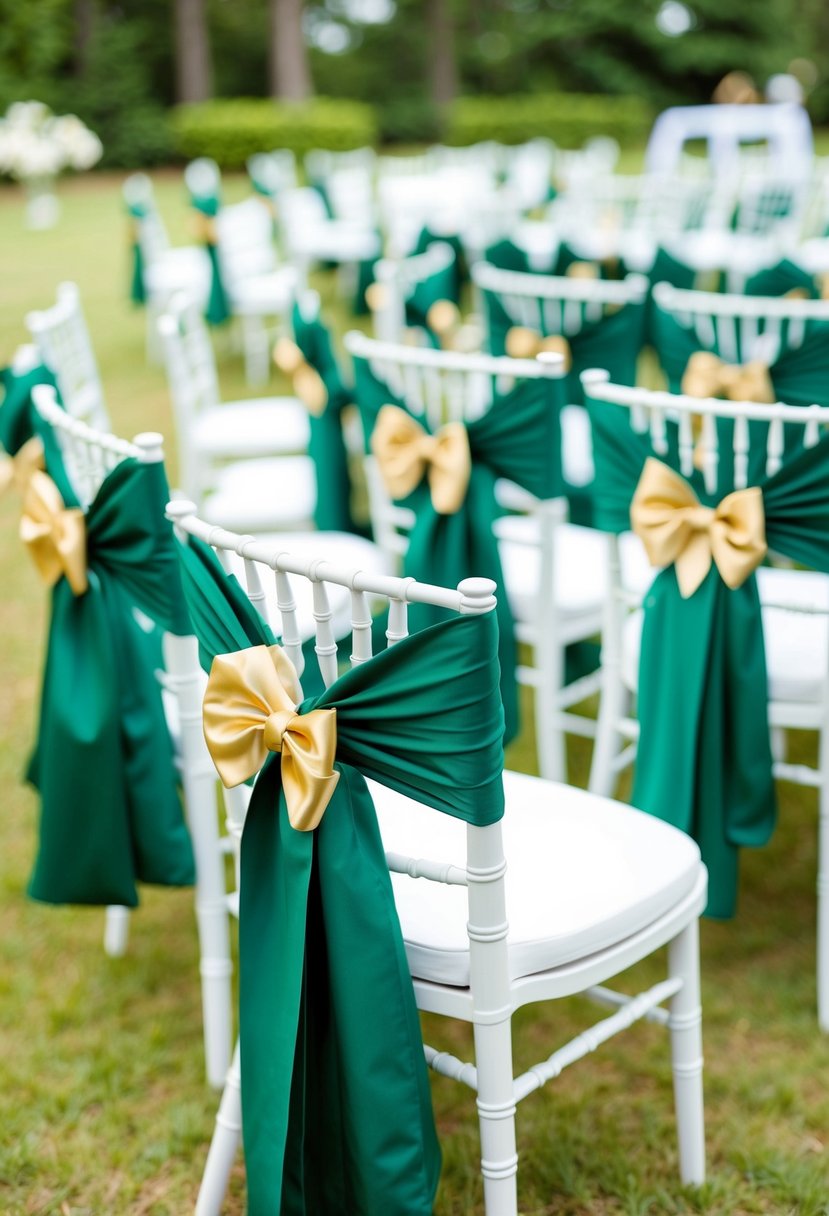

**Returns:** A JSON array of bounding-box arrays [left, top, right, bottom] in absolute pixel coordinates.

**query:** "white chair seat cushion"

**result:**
[[298, 224, 381, 263], [193, 398, 310, 457], [497, 520, 651, 624], [620, 566, 829, 705], [144, 247, 211, 299], [222, 532, 391, 641], [228, 268, 297, 315], [372, 768, 702, 987], [202, 456, 317, 532]]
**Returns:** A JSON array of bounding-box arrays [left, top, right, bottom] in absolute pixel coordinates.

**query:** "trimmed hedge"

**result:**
[[445, 93, 653, 149], [171, 97, 378, 168]]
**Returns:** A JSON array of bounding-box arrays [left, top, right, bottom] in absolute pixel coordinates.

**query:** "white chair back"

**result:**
[[472, 262, 649, 338], [216, 197, 277, 285], [247, 150, 298, 198], [371, 241, 458, 344], [157, 295, 221, 493], [185, 156, 221, 198], [123, 172, 171, 264], [25, 282, 109, 431]]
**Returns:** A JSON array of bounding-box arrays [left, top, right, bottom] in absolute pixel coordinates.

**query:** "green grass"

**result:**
[[1, 171, 829, 1215]]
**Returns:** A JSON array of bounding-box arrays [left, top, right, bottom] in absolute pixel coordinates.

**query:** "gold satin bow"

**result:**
[[504, 327, 572, 370], [0, 435, 45, 496], [194, 211, 218, 246], [371, 403, 471, 514], [630, 457, 767, 598], [681, 350, 775, 404], [20, 468, 88, 596], [203, 643, 339, 832], [273, 336, 328, 416]]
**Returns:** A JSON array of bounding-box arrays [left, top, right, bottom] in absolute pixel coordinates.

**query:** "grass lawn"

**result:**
[[1, 169, 829, 1215]]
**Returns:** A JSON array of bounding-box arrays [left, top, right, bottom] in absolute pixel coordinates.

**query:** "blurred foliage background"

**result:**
[[0, 0, 827, 161]]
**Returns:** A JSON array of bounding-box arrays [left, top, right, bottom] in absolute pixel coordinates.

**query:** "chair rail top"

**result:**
[[31, 383, 164, 464], [653, 280, 829, 320], [166, 500, 497, 617], [580, 367, 829, 423], [343, 330, 565, 378], [471, 261, 650, 304]]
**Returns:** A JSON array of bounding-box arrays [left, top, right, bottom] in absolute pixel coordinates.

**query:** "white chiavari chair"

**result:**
[[30, 385, 234, 1088], [582, 369, 829, 1028], [25, 282, 110, 431], [170, 502, 706, 1216], [277, 185, 381, 291], [369, 240, 459, 346]]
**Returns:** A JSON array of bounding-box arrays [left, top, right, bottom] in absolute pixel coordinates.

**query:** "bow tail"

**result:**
[[130, 240, 146, 305], [205, 244, 230, 326], [28, 579, 139, 906], [308, 408, 355, 534], [241, 764, 440, 1216]]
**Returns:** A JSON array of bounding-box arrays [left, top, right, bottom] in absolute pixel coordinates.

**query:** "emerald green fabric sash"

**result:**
[[412, 227, 464, 303], [188, 189, 230, 325], [176, 534, 505, 1214], [652, 299, 829, 411], [481, 285, 646, 406], [587, 394, 829, 916], [744, 259, 821, 299], [290, 303, 358, 534], [126, 201, 147, 305], [404, 253, 460, 348], [27, 447, 194, 906], [353, 355, 563, 743], [0, 364, 57, 455]]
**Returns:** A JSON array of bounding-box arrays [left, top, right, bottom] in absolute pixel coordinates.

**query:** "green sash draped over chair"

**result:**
[[586, 393, 829, 917], [412, 227, 464, 303], [187, 187, 230, 326], [176, 533, 506, 1215], [352, 355, 563, 743], [403, 251, 462, 348], [483, 238, 558, 276], [0, 363, 56, 456], [652, 299, 829, 414], [25, 433, 194, 907], [125, 199, 148, 305], [481, 284, 646, 407], [289, 303, 359, 534], [744, 259, 822, 299]]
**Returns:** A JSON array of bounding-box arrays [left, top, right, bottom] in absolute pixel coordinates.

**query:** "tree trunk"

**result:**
[[74, 0, 95, 76], [428, 0, 457, 107], [269, 0, 312, 101], [174, 0, 212, 104]]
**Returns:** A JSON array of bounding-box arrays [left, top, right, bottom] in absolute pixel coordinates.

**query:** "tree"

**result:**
[[173, 0, 212, 103], [427, 0, 457, 107], [269, 0, 312, 100]]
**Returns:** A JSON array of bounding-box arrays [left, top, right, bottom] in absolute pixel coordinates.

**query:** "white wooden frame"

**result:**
[[371, 241, 458, 345], [25, 282, 110, 432], [31, 385, 234, 1089], [582, 368, 829, 1031], [169, 502, 706, 1216]]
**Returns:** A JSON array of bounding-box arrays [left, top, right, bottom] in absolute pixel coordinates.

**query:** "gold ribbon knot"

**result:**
[[630, 457, 767, 599], [504, 327, 572, 370], [203, 644, 339, 832], [20, 469, 87, 596], [371, 403, 471, 514], [681, 350, 775, 404], [0, 435, 45, 496], [273, 336, 328, 416]]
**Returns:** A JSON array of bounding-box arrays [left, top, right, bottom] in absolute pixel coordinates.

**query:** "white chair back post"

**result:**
[[25, 282, 110, 432], [652, 281, 829, 366], [31, 385, 234, 1088], [472, 261, 649, 345], [157, 295, 221, 501], [123, 172, 171, 263], [166, 501, 511, 1213], [216, 197, 277, 286], [371, 242, 458, 345]]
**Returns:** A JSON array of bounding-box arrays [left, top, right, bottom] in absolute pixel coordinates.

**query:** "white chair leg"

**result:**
[[473, 1017, 519, 1216], [817, 723, 829, 1030], [241, 314, 269, 387], [103, 905, 130, 957], [588, 664, 626, 797], [668, 921, 705, 1186], [198, 903, 234, 1089], [196, 1039, 243, 1216]]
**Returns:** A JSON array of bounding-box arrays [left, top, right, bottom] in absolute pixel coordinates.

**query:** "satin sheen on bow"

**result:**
[[681, 350, 775, 404], [203, 643, 339, 831], [505, 327, 572, 369], [631, 457, 767, 599], [21, 468, 88, 596], [371, 403, 471, 514]]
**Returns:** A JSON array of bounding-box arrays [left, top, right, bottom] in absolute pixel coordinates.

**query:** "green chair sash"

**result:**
[[404, 253, 461, 348], [412, 227, 465, 303], [744, 259, 821, 299], [188, 189, 230, 326], [353, 355, 563, 743], [125, 200, 147, 305], [587, 393, 829, 917], [27, 442, 194, 907], [0, 363, 57, 456], [177, 534, 505, 1215], [290, 302, 359, 534]]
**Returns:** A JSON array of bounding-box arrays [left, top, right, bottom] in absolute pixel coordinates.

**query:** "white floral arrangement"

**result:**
[[0, 101, 103, 182]]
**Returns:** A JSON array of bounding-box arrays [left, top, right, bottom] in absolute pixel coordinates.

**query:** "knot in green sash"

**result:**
[[176, 534, 505, 1215], [588, 392, 829, 917], [353, 355, 564, 743], [27, 449, 194, 907]]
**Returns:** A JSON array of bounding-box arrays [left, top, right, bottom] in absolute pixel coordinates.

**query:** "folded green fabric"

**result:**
[[188, 187, 230, 325], [0, 363, 57, 455]]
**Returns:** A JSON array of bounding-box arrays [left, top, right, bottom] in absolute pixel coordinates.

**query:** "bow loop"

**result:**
[[631, 457, 767, 598], [681, 349, 775, 404], [1, 435, 45, 496], [273, 336, 329, 416], [20, 468, 87, 596], [203, 643, 339, 831], [371, 403, 471, 514], [505, 326, 572, 370]]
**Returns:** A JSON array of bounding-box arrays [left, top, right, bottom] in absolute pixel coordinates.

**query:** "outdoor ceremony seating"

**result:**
[[168, 501, 706, 1216], [581, 369, 829, 1028], [368, 239, 462, 346], [25, 281, 110, 431], [277, 184, 381, 287]]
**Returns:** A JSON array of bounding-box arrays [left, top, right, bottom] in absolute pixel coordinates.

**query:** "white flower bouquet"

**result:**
[[0, 101, 103, 228]]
